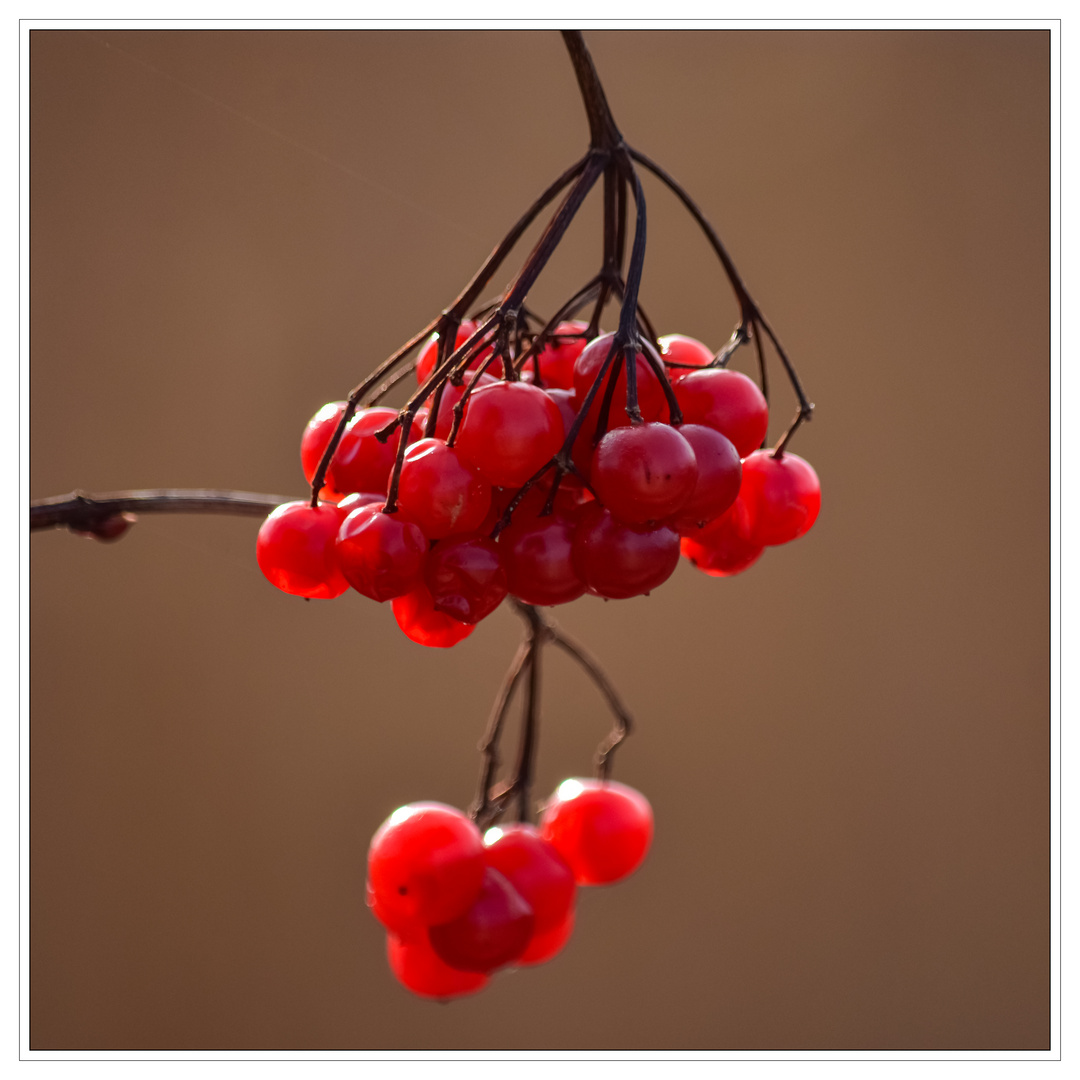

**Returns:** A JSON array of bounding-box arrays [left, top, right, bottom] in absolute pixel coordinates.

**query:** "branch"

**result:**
[[30, 489, 289, 536]]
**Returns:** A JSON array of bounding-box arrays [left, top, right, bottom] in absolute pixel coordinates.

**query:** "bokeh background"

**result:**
[[29, 29, 1050, 1050]]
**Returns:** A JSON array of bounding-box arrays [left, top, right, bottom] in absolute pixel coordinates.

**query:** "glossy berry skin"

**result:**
[[300, 401, 348, 499], [428, 867, 535, 973], [456, 382, 565, 488], [256, 501, 349, 599], [498, 508, 586, 607], [386, 932, 489, 1000], [571, 504, 681, 600], [591, 422, 698, 525], [483, 824, 576, 937], [336, 503, 427, 602], [740, 449, 821, 546], [518, 910, 574, 966], [659, 333, 713, 380], [336, 491, 385, 515], [667, 424, 742, 533], [392, 583, 475, 648], [673, 369, 769, 459], [416, 320, 501, 384], [680, 495, 764, 577], [396, 439, 492, 540], [329, 407, 403, 497], [572, 333, 667, 428], [367, 802, 486, 934], [540, 778, 654, 886], [429, 374, 498, 440], [531, 320, 589, 389], [424, 534, 507, 624]]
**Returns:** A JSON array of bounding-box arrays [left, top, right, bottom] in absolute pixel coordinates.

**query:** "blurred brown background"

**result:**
[[29, 29, 1050, 1050]]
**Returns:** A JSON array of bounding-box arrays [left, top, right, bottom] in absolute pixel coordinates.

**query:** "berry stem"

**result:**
[[30, 489, 291, 533]]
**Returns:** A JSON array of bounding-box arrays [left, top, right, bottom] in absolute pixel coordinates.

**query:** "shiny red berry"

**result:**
[[571, 503, 681, 600], [659, 333, 713, 380], [572, 333, 667, 428], [498, 507, 586, 607], [329, 407, 402, 497], [540, 778, 654, 886], [591, 422, 698, 525], [256, 501, 349, 599], [429, 373, 498, 440], [367, 802, 486, 934], [396, 438, 492, 540], [386, 932, 489, 1000], [336, 503, 428, 602], [428, 867, 535, 973], [517, 909, 575, 966], [673, 369, 769, 459], [300, 401, 348, 500], [424, 534, 507, 624], [483, 823, 576, 937], [740, 449, 821, 546], [666, 424, 742, 533], [680, 494, 764, 577], [392, 583, 475, 648], [456, 382, 565, 488]]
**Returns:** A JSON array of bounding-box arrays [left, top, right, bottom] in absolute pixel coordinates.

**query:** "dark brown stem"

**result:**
[[30, 489, 290, 534], [561, 31, 622, 150]]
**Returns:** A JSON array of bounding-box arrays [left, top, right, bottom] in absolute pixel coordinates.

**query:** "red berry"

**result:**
[[483, 823, 576, 936], [540, 778, 654, 886], [392, 583, 475, 648], [386, 932, 489, 1000], [396, 438, 492, 540], [329, 407, 402, 497], [456, 382, 565, 488], [517, 909, 575, 966], [740, 449, 821, 546], [424, 534, 507, 624], [416, 320, 501, 385], [673, 369, 768, 459], [532, 320, 589, 389], [659, 333, 713, 380], [336, 503, 428, 602], [680, 495, 763, 577], [367, 802, 486, 934], [667, 424, 742, 533], [428, 374, 498, 440], [572, 333, 667, 428], [256, 501, 349, 599], [428, 867, 535, 973], [300, 401, 348, 499], [336, 491, 385, 515], [571, 503, 681, 600], [498, 507, 586, 607], [591, 422, 698, 525]]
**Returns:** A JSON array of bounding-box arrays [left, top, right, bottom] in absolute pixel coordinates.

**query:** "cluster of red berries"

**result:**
[[255, 325, 820, 645], [366, 779, 653, 1000]]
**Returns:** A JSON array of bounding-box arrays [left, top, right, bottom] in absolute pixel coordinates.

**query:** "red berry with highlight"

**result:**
[[336, 503, 428, 602], [483, 823, 576, 937], [424, 534, 507, 624], [330, 407, 402, 497], [540, 779, 654, 886], [572, 333, 666, 428], [256, 501, 349, 599], [367, 802, 485, 934], [416, 320, 501, 384], [392, 583, 475, 648], [591, 422, 698, 525], [740, 449, 821, 546], [572, 503, 680, 600], [659, 333, 713, 380], [667, 424, 742, 533], [396, 438, 492, 540], [300, 401, 348, 499], [428, 867, 535, 973], [498, 508, 586, 607], [456, 382, 565, 488], [533, 320, 589, 389], [674, 368, 769, 459], [680, 494, 764, 577]]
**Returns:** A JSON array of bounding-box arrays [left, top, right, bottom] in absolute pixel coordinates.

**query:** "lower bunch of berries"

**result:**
[[256, 326, 821, 644], [366, 779, 653, 1000]]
